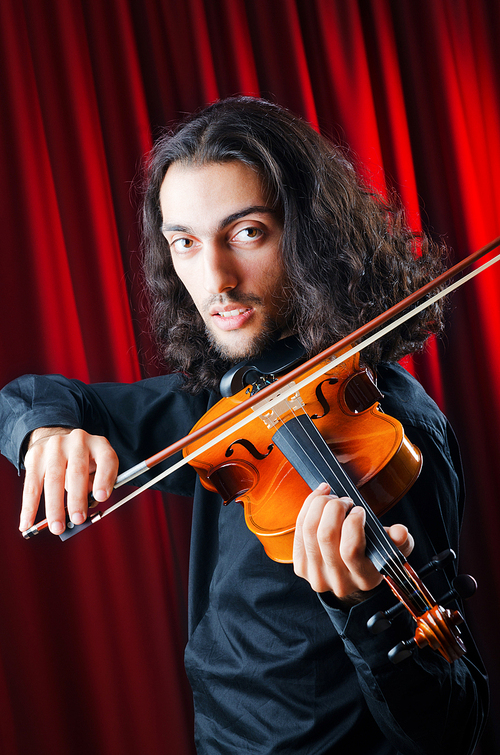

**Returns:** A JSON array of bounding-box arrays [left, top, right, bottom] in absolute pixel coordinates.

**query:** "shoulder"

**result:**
[[375, 361, 465, 534], [375, 362, 447, 442]]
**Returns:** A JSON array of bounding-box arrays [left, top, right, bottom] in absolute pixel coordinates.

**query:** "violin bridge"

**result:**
[[252, 382, 305, 429]]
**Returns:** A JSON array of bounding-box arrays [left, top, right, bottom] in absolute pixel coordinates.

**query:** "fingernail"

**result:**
[[71, 511, 85, 525], [317, 482, 330, 493], [50, 521, 64, 535], [93, 489, 108, 502]]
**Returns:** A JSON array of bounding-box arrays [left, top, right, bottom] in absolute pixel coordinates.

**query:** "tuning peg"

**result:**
[[418, 549, 456, 578], [367, 601, 406, 634], [388, 637, 417, 664], [438, 574, 477, 605]]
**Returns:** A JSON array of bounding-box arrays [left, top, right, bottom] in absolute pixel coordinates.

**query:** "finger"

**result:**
[[20, 446, 46, 531], [90, 436, 119, 503], [42, 435, 72, 535], [322, 504, 364, 568], [65, 432, 119, 522], [65, 429, 94, 525], [21, 428, 74, 534], [294, 483, 328, 567], [314, 496, 355, 567], [337, 506, 383, 592], [294, 484, 340, 565], [294, 482, 331, 532], [294, 486, 353, 592], [385, 523, 414, 558]]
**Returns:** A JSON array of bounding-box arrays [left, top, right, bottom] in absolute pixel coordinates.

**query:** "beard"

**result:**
[[204, 311, 282, 364], [201, 289, 289, 363]]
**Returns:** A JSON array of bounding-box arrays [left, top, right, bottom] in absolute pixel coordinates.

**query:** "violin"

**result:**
[[185, 343, 421, 564], [184, 340, 473, 663], [23, 235, 500, 663]]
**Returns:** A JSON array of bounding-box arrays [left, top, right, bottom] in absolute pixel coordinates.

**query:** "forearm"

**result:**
[[0, 375, 87, 470], [321, 585, 487, 755], [313, 405, 488, 754]]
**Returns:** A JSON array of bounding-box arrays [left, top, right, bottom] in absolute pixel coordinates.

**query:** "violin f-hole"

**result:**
[[310, 378, 338, 419], [225, 438, 274, 460]]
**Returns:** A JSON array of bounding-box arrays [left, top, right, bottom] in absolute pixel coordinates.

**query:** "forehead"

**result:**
[[159, 161, 270, 228]]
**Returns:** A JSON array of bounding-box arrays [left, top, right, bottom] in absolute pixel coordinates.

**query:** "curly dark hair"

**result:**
[[142, 96, 446, 393]]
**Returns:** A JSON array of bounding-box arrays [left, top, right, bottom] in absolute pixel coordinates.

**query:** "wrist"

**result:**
[[321, 583, 383, 610]]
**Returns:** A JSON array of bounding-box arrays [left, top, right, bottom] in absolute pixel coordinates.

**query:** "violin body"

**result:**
[[184, 352, 422, 563]]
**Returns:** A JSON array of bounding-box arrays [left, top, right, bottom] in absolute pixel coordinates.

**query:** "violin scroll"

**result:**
[[368, 550, 477, 663], [389, 604, 466, 664]]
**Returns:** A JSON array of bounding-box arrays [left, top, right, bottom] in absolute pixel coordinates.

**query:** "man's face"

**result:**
[[159, 161, 287, 360]]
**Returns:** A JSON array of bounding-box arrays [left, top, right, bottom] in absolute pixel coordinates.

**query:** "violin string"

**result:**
[[99, 403, 420, 601], [280, 416, 425, 606], [35, 244, 500, 535], [274, 415, 463, 659], [90, 247, 500, 499], [274, 409, 427, 605], [92, 402, 426, 608], [277, 420, 405, 584], [56, 252, 500, 603]]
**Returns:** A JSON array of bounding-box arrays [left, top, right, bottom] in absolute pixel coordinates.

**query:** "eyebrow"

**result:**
[[161, 205, 277, 235]]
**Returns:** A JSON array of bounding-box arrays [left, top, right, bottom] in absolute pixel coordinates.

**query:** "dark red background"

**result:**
[[0, 1, 499, 752]]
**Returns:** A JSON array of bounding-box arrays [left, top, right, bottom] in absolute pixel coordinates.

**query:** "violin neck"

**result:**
[[272, 413, 405, 575], [273, 413, 443, 621]]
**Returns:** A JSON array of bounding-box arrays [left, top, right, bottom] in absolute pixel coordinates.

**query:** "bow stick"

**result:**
[[23, 235, 500, 539]]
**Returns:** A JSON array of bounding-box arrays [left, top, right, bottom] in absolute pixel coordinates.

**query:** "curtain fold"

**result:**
[[0, 1, 498, 752]]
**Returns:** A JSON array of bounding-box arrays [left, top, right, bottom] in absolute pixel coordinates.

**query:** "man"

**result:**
[[0, 97, 488, 753]]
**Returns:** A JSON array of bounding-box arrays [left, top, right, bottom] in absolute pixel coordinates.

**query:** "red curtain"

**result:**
[[0, 1, 499, 752]]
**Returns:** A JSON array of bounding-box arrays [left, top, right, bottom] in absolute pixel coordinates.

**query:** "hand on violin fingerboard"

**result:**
[[293, 483, 414, 602], [21, 428, 118, 536]]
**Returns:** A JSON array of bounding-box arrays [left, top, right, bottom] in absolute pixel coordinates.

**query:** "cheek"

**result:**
[[260, 263, 285, 296], [180, 278, 201, 306], [171, 259, 196, 297]]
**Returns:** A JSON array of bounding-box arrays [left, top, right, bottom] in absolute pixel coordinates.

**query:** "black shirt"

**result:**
[[0, 363, 488, 754]]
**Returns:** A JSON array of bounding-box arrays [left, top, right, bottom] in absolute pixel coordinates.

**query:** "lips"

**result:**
[[211, 307, 254, 331], [217, 308, 249, 318]]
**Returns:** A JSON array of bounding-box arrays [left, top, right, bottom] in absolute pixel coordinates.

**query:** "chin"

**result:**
[[207, 324, 278, 362]]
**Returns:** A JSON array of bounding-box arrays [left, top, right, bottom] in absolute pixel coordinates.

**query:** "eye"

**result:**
[[233, 226, 263, 242], [169, 237, 195, 252]]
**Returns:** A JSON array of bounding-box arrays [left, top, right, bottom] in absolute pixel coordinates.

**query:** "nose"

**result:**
[[202, 242, 238, 294]]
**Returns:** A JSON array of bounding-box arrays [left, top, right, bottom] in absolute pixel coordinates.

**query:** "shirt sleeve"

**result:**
[[318, 413, 488, 755], [0, 372, 209, 497]]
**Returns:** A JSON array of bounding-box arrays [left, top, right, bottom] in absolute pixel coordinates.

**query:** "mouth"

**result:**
[[210, 306, 255, 331], [216, 307, 250, 318]]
